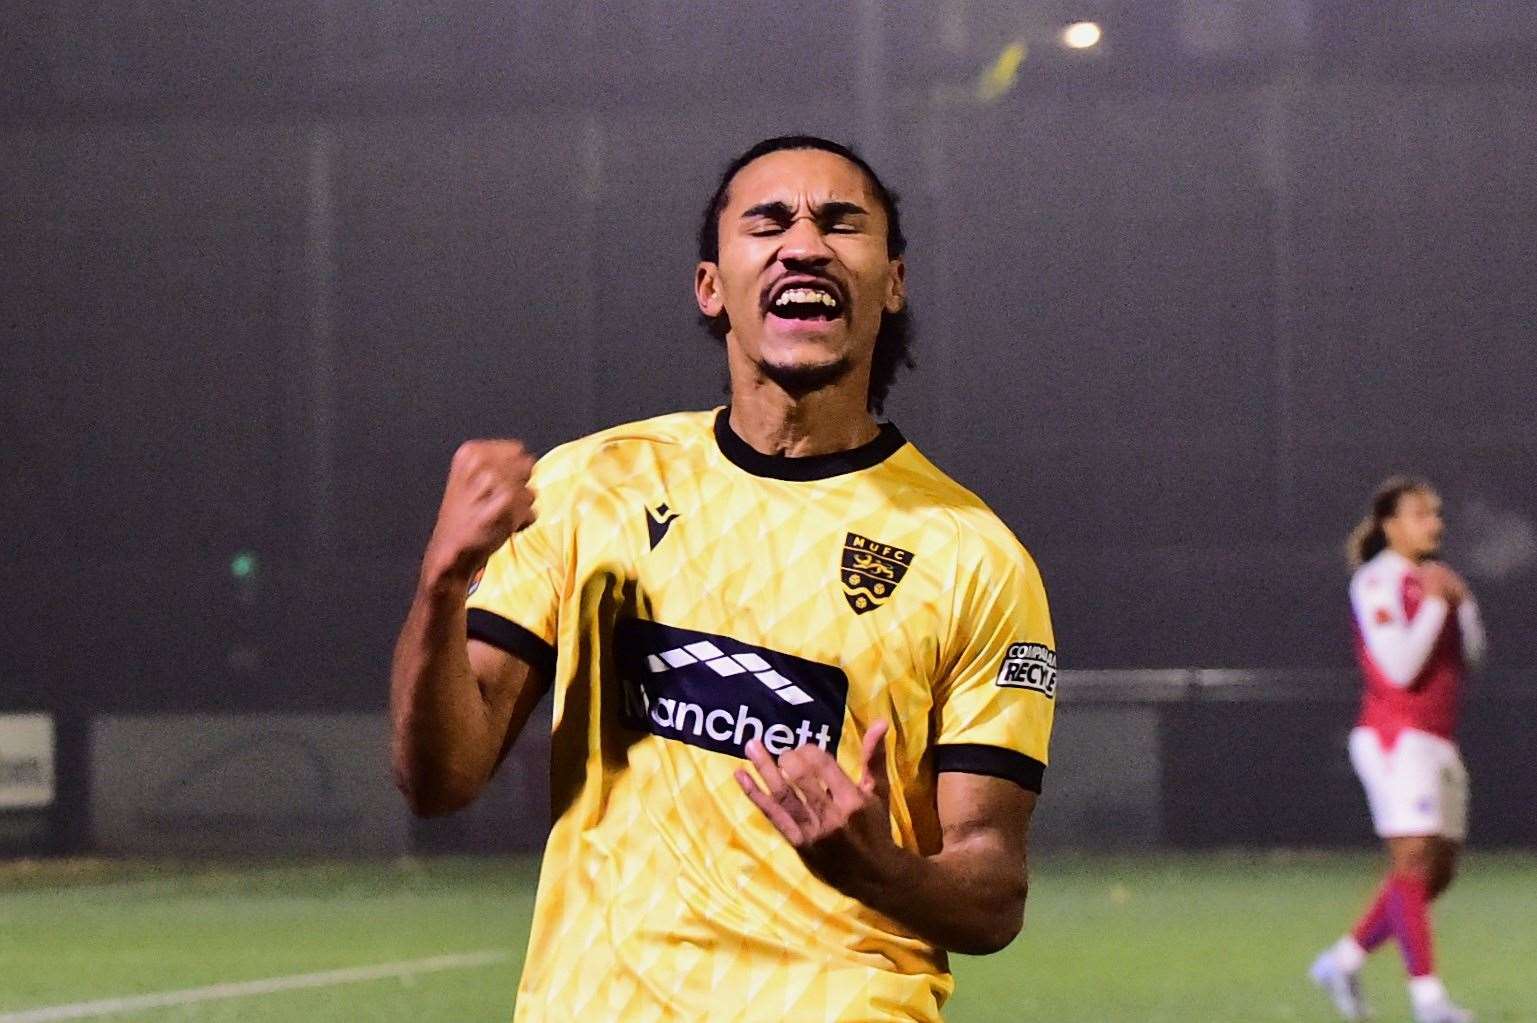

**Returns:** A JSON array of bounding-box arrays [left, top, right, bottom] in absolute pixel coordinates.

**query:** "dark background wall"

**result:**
[[4, 2, 1535, 729]]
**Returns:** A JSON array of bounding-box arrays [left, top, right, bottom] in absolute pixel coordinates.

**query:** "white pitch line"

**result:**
[[0, 950, 511, 1022]]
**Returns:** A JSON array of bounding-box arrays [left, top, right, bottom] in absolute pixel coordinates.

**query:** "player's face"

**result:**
[[696, 149, 905, 398], [1385, 489, 1445, 561]]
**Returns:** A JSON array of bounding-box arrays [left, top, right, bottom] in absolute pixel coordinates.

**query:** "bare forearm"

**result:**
[[842, 839, 1026, 955], [735, 732, 1033, 956], [393, 437, 540, 815], [389, 571, 497, 815]]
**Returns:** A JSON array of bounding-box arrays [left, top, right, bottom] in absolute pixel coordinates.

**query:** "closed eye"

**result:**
[[739, 200, 871, 238]]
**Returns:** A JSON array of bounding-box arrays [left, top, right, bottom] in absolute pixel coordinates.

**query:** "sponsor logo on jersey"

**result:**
[[615, 620, 847, 758], [996, 642, 1057, 698], [840, 532, 914, 614], [645, 501, 680, 550]]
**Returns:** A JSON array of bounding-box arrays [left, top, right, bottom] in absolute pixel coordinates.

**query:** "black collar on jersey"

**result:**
[[714, 406, 906, 481]]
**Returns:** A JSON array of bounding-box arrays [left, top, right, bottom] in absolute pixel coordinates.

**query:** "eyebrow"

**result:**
[[739, 200, 871, 222]]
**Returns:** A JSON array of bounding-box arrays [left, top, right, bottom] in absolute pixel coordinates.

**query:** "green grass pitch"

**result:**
[[2, 851, 1532, 1021]]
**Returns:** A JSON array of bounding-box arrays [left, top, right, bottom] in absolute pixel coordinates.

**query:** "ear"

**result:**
[[884, 257, 906, 314], [696, 262, 725, 318]]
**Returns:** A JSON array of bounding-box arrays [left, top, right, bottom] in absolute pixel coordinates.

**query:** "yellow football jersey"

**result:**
[[466, 408, 1056, 1023]]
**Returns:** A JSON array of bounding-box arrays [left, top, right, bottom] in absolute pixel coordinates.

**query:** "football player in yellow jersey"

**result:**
[[390, 136, 1058, 1022]]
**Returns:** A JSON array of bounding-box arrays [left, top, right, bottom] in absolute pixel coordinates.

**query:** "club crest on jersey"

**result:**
[[996, 642, 1057, 698], [840, 532, 914, 615]]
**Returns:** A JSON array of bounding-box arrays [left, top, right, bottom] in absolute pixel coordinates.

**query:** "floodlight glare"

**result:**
[[1063, 21, 1102, 50]]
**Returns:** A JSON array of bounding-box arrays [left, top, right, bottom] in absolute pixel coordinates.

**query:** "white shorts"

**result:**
[[1349, 726, 1469, 842]]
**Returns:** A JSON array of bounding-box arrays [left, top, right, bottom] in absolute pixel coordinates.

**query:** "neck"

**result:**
[[1387, 542, 1427, 564], [725, 345, 880, 457]]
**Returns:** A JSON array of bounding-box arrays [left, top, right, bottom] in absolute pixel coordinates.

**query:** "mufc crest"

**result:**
[[840, 532, 914, 615]]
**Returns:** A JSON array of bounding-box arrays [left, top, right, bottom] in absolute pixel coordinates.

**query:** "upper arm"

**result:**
[[1457, 596, 1487, 670], [935, 771, 1036, 943], [1350, 571, 1402, 638], [457, 451, 576, 769], [1350, 570, 1447, 687], [936, 772, 1035, 864], [467, 639, 548, 768], [933, 531, 1056, 792], [926, 530, 1051, 935], [464, 452, 573, 689]]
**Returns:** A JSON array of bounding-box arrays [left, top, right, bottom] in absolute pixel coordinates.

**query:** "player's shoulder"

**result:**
[[534, 409, 715, 483], [1350, 550, 1408, 599], [891, 442, 1040, 578]]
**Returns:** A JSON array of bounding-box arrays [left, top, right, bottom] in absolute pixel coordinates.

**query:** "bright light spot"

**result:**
[[230, 551, 258, 579], [1063, 21, 1102, 50]]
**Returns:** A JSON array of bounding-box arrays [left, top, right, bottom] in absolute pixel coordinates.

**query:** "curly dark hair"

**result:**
[[696, 135, 914, 414]]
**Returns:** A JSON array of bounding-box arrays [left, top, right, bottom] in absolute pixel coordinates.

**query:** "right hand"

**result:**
[[1417, 561, 1467, 606], [422, 440, 537, 585]]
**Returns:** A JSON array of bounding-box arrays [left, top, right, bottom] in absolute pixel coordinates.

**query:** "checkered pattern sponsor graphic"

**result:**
[[645, 641, 815, 706]]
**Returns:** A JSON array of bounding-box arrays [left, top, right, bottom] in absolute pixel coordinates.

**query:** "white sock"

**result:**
[[1409, 975, 1448, 1008], [1332, 935, 1367, 973]]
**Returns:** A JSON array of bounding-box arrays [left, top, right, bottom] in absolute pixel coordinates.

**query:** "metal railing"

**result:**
[[1060, 667, 1536, 704]]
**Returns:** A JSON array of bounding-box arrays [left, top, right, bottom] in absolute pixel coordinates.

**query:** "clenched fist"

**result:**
[[422, 440, 537, 585], [1417, 561, 1468, 607]]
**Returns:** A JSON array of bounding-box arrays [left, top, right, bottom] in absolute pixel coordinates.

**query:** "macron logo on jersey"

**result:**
[[645, 501, 680, 550], [616, 620, 848, 759]]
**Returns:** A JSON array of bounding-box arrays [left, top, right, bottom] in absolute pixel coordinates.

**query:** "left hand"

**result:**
[[1418, 561, 1468, 606], [734, 720, 900, 890]]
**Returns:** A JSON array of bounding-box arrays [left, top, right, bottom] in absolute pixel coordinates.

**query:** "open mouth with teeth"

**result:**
[[766, 283, 845, 323]]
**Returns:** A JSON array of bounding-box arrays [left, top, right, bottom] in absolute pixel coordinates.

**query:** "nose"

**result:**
[[777, 216, 833, 267]]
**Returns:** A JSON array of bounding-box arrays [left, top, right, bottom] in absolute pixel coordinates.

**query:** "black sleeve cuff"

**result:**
[[466, 609, 557, 683], [934, 744, 1045, 794]]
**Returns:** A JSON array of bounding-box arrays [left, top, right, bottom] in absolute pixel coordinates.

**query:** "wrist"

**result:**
[[838, 841, 921, 908], [418, 550, 479, 600]]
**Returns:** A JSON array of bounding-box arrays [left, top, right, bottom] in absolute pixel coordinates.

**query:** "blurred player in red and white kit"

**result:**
[[1310, 477, 1486, 1023]]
